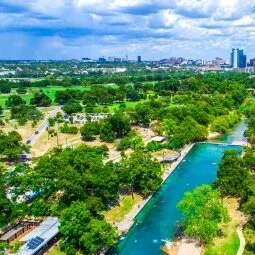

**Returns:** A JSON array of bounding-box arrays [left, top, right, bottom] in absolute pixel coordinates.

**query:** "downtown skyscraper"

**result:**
[[231, 48, 247, 68]]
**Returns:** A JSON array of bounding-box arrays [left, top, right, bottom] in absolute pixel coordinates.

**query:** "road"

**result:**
[[26, 106, 62, 146]]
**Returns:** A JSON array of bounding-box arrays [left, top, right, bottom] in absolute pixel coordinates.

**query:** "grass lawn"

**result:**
[[30, 122, 117, 157], [243, 222, 255, 255], [0, 86, 91, 109], [107, 100, 147, 113], [0, 112, 45, 142], [47, 246, 65, 255], [202, 197, 242, 255], [102, 194, 142, 223], [30, 123, 83, 157]]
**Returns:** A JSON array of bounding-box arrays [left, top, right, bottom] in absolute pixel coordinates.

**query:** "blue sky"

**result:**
[[0, 0, 255, 60]]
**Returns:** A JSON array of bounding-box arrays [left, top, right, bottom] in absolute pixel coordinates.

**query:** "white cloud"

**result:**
[[149, 9, 178, 28], [0, 0, 254, 59]]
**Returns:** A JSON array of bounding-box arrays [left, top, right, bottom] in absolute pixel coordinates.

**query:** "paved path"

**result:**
[[200, 141, 248, 146], [237, 224, 246, 255]]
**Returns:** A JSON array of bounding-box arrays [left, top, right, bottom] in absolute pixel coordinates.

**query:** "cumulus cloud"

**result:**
[[0, 0, 254, 59]]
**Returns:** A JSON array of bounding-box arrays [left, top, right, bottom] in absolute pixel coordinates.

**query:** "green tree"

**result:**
[[0, 131, 26, 161], [48, 117, 56, 127], [62, 102, 82, 114], [100, 121, 115, 142], [177, 185, 229, 244], [0, 168, 13, 227], [80, 122, 99, 141], [108, 112, 131, 137], [216, 150, 249, 197], [30, 92, 52, 106], [60, 201, 118, 255], [5, 95, 25, 108], [119, 150, 163, 196]]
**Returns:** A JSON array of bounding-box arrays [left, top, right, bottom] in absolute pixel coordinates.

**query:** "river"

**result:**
[[108, 119, 247, 255]]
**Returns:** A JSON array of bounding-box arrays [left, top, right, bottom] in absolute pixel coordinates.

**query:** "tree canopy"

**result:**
[[177, 185, 229, 244]]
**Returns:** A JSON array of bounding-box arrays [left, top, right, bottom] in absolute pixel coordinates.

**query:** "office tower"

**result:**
[[137, 56, 142, 63], [114, 57, 121, 62], [108, 57, 114, 62], [231, 48, 247, 68], [98, 57, 106, 63], [250, 58, 255, 66], [169, 57, 176, 65]]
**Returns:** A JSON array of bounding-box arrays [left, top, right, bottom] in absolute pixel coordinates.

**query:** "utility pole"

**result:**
[[56, 122, 59, 147]]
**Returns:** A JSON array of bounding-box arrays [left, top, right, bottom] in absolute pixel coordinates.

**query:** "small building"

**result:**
[[14, 217, 60, 255], [0, 220, 41, 243], [160, 154, 179, 163], [149, 136, 168, 143]]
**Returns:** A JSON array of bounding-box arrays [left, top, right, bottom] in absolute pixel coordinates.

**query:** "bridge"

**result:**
[[199, 141, 248, 146]]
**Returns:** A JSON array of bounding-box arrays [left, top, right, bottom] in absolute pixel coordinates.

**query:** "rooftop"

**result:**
[[149, 136, 167, 143], [15, 217, 60, 255], [0, 222, 31, 241]]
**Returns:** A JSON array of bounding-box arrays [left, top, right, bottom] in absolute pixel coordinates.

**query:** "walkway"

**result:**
[[237, 225, 246, 255], [200, 141, 247, 146]]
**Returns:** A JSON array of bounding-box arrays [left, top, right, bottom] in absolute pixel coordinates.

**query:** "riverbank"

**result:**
[[113, 143, 195, 235]]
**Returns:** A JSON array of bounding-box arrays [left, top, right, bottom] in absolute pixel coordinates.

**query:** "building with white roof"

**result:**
[[15, 217, 60, 255]]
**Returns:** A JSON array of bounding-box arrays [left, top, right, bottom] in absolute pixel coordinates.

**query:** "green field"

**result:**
[[48, 246, 66, 255], [0, 86, 91, 109], [107, 100, 147, 112], [102, 194, 142, 222]]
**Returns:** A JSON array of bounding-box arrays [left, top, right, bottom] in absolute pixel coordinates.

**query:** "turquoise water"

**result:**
[[211, 119, 248, 144], [108, 121, 247, 255]]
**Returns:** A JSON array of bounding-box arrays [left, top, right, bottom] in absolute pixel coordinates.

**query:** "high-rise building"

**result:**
[[169, 57, 176, 65], [137, 56, 142, 63], [249, 58, 255, 66], [176, 57, 184, 65], [231, 48, 247, 68], [107, 57, 113, 62], [114, 57, 121, 62], [98, 57, 106, 63]]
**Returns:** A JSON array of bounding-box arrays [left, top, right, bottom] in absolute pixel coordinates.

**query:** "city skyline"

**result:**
[[0, 0, 255, 60]]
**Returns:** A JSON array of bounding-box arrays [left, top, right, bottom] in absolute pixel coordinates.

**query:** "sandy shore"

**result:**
[[208, 131, 221, 139], [161, 239, 201, 255], [114, 143, 195, 234]]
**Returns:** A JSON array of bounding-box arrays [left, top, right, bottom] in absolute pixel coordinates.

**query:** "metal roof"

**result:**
[[15, 217, 60, 255], [0, 222, 30, 241], [149, 136, 167, 143]]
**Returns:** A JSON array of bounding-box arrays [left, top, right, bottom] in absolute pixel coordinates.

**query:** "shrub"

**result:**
[[60, 124, 78, 134]]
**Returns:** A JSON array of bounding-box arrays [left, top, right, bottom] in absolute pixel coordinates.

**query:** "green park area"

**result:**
[[212, 198, 241, 255], [202, 197, 242, 255], [48, 246, 66, 255], [0, 86, 91, 109], [106, 99, 147, 113], [103, 194, 142, 222]]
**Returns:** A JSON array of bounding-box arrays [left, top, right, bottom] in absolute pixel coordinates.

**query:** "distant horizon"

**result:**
[[0, 50, 248, 62]]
